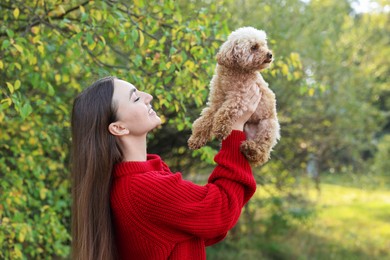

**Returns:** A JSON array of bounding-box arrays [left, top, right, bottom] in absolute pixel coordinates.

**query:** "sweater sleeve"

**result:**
[[130, 130, 257, 244]]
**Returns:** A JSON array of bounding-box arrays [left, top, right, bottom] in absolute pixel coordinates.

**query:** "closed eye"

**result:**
[[130, 88, 140, 102]]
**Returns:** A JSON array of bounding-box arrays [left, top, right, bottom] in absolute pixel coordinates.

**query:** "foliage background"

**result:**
[[0, 0, 388, 259]]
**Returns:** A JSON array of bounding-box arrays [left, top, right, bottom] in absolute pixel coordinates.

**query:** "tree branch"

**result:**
[[0, 1, 90, 37]]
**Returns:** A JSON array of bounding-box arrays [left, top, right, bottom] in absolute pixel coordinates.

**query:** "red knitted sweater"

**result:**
[[110, 131, 257, 259]]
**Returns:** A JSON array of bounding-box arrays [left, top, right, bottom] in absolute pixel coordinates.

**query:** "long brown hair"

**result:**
[[71, 76, 122, 260]]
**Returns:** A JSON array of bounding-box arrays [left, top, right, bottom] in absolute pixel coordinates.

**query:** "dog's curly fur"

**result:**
[[188, 27, 280, 166]]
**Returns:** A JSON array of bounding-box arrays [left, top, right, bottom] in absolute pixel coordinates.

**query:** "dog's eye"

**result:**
[[251, 44, 259, 51]]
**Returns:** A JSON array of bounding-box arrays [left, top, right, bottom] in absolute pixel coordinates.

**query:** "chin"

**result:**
[[154, 116, 162, 127], [258, 62, 271, 70]]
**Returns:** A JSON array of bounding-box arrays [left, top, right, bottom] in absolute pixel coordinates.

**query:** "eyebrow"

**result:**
[[129, 88, 137, 100]]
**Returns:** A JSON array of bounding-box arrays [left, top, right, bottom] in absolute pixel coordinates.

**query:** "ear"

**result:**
[[108, 122, 129, 136], [216, 42, 235, 67]]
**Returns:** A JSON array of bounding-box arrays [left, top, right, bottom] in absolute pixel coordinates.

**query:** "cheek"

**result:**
[[260, 48, 269, 57], [125, 107, 145, 124], [116, 104, 141, 123]]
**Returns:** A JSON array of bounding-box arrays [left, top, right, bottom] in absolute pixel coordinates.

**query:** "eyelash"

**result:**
[[134, 96, 140, 102]]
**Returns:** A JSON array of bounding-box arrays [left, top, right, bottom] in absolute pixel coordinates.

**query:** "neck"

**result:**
[[217, 64, 254, 76], [118, 134, 148, 162]]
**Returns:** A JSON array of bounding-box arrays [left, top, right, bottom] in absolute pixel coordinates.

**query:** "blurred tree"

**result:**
[[1, 0, 387, 258], [224, 0, 386, 174], [205, 0, 388, 258], [372, 134, 390, 177], [0, 0, 229, 258]]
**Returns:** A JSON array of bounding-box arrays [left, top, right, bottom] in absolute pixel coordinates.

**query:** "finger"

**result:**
[[252, 83, 259, 93], [255, 87, 261, 100], [251, 88, 261, 102], [246, 84, 259, 99], [244, 84, 261, 106], [250, 94, 261, 109]]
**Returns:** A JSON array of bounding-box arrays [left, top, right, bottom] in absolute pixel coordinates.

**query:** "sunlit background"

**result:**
[[0, 0, 389, 259]]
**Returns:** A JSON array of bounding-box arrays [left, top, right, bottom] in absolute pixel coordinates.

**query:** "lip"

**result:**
[[264, 59, 273, 63], [148, 107, 156, 116]]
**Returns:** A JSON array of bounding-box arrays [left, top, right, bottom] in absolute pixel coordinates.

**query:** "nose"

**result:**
[[143, 92, 153, 103], [267, 52, 273, 59]]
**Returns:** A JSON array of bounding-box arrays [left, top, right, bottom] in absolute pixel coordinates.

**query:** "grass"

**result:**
[[207, 174, 390, 260], [291, 177, 390, 260]]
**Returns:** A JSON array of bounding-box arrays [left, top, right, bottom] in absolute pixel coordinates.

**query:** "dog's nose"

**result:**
[[267, 52, 273, 59]]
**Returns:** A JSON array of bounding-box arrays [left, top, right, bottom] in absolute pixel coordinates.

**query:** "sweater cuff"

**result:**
[[216, 130, 248, 166], [221, 130, 246, 151]]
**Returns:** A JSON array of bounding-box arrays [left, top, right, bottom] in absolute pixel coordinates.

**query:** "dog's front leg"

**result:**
[[257, 116, 280, 150], [188, 107, 215, 150], [211, 95, 247, 140], [241, 116, 280, 166]]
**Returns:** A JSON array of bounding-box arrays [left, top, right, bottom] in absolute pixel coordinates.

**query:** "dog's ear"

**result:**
[[216, 41, 236, 67]]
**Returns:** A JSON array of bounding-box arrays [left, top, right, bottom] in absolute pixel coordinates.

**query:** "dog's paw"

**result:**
[[188, 135, 208, 150], [212, 125, 231, 140], [240, 140, 270, 166]]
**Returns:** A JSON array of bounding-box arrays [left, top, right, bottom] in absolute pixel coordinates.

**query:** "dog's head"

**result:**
[[216, 27, 273, 71]]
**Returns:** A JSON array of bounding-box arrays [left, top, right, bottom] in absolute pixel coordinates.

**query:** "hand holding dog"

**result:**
[[232, 84, 261, 132], [188, 27, 280, 166]]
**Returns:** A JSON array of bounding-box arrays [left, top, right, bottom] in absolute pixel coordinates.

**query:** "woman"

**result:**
[[71, 76, 261, 260]]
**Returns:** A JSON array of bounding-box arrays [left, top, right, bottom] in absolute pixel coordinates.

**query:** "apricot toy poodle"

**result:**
[[188, 27, 280, 166]]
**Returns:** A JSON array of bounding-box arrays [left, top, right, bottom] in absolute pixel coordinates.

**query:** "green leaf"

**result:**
[[14, 80, 21, 90], [13, 44, 23, 53], [1, 40, 10, 50], [6, 29, 14, 38], [13, 8, 20, 19], [47, 83, 55, 96], [81, 12, 88, 22], [131, 29, 138, 41], [6, 82, 14, 94], [20, 103, 32, 119], [138, 30, 144, 46], [1, 98, 12, 109]]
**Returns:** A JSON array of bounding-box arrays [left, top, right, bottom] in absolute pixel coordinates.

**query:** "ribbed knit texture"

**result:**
[[110, 130, 257, 259]]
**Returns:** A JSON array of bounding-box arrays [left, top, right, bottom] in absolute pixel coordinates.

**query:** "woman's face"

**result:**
[[111, 79, 161, 136]]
